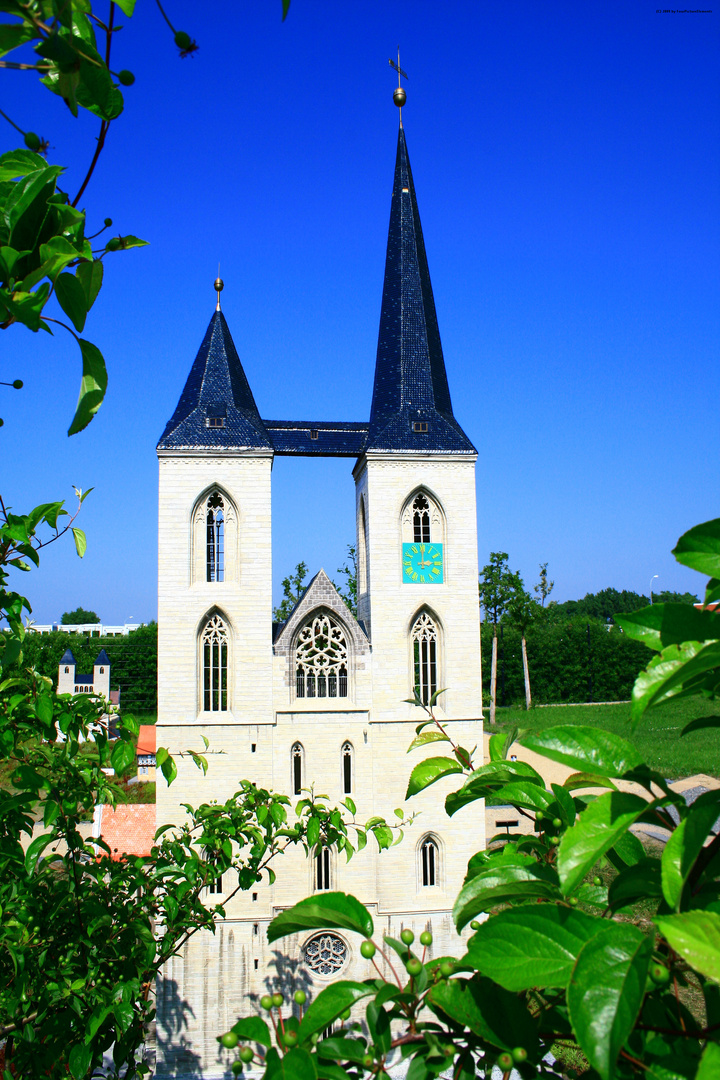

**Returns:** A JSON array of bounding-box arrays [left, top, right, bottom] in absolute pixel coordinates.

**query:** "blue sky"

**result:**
[[2, 0, 718, 624]]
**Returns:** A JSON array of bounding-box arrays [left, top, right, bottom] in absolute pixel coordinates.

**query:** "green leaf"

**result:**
[[568, 922, 652, 1080], [161, 754, 177, 784], [445, 759, 545, 815], [0, 22, 38, 56], [38, 235, 81, 281], [111, 739, 135, 776], [113, 0, 137, 13], [406, 730, 450, 752], [115, 234, 148, 250], [673, 518, 720, 577], [72, 528, 86, 558], [156, 746, 168, 767], [230, 1016, 271, 1048], [617, 603, 720, 651], [428, 975, 537, 1052], [36, 693, 53, 723], [607, 827, 646, 870], [607, 857, 661, 911], [464, 905, 605, 990], [266, 1047, 316, 1080], [631, 640, 720, 725], [267, 892, 373, 943], [68, 1042, 92, 1079], [405, 756, 464, 798], [296, 982, 375, 1044], [521, 725, 643, 778], [55, 271, 87, 331], [316, 1038, 367, 1063], [24, 832, 55, 874], [662, 792, 720, 910], [75, 258, 103, 310], [654, 911, 720, 983], [0, 149, 48, 181], [67, 338, 108, 435], [697, 1042, 720, 1080], [557, 792, 648, 895], [453, 861, 560, 929]]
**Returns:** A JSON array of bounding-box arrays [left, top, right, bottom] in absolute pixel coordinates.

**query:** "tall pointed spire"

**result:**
[[157, 302, 272, 451], [366, 126, 476, 454]]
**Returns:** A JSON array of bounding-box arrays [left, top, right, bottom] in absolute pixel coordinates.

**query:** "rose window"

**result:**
[[303, 933, 348, 976]]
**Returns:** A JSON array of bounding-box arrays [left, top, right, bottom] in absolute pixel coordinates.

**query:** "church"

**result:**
[[155, 92, 484, 1076]]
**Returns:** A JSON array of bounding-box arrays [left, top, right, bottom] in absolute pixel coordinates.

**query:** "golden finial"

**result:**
[[389, 48, 408, 124], [214, 276, 224, 311]]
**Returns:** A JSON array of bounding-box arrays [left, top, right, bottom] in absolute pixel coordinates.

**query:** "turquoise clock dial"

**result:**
[[402, 543, 444, 584]]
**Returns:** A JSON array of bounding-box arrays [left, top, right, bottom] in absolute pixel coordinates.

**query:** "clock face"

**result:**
[[402, 543, 444, 584]]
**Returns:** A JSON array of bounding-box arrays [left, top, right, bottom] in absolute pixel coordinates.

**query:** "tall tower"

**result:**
[[355, 122, 481, 725]]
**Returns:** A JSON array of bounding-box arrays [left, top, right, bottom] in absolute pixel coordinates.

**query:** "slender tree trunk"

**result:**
[[521, 634, 532, 710], [490, 630, 498, 725]]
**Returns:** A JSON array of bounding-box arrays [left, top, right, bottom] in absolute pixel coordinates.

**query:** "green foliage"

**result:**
[[334, 545, 358, 617], [478, 551, 514, 630], [225, 520, 720, 1080], [534, 561, 554, 606], [274, 561, 309, 623], [61, 607, 100, 624]]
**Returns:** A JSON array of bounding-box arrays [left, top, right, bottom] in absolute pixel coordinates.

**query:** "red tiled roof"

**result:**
[[136, 724, 156, 756], [99, 804, 156, 858]]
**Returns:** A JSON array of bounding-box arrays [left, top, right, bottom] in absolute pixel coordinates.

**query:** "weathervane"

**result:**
[[388, 47, 408, 123], [214, 267, 224, 312]]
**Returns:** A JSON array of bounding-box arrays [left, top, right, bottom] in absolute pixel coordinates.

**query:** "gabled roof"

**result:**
[[273, 569, 370, 654], [157, 311, 273, 451], [60, 648, 75, 664], [367, 126, 476, 454], [95, 649, 110, 666], [136, 725, 156, 756], [96, 804, 156, 859], [262, 420, 369, 457]]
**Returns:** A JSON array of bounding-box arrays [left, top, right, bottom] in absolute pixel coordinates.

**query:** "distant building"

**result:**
[[29, 621, 141, 637], [136, 725, 157, 780], [57, 648, 119, 736]]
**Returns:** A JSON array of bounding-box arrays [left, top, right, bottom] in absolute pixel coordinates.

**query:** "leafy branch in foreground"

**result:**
[[224, 519, 720, 1080]]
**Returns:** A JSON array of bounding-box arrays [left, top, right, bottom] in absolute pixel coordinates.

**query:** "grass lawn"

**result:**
[[491, 696, 720, 779]]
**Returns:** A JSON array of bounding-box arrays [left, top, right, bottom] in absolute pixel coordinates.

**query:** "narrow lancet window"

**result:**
[[421, 838, 438, 887], [315, 847, 331, 891], [292, 742, 304, 795], [412, 612, 438, 705], [202, 614, 228, 711], [296, 612, 348, 699], [413, 494, 431, 543], [206, 492, 225, 582], [342, 742, 353, 795]]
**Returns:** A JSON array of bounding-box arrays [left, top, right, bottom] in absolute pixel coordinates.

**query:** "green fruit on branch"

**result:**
[[261, 994, 273, 1011], [650, 963, 671, 985], [283, 1031, 298, 1047], [360, 939, 376, 958], [497, 1051, 513, 1070], [220, 1032, 239, 1049], [419, 930, 433, 946], [271, 992, 284, 1007], [400, 928, 414, 945], [174, 30, 191, 48], [512, 1047, 528, 1063], [293, 989, 307, 1005], [24, 131, 41, 151], [439, 960, 454, 977], [406, 957, 422, 977], [118, 70, 135, 85], [240, 1047, 254, 1063], [469, 920, 480, 930]]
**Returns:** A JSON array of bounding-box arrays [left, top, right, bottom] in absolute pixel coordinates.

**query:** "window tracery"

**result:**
[[201, 614, 228, 712], [315, 847, 331, 891], [401, 489, 444, 546], [412, 612, 438, 705], [295, 612, 348, 699], [413, 493, 431, 543], [304, 933, 347, 975]]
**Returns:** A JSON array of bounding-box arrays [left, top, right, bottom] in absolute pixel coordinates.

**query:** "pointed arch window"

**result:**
[[342, 742, 353, 795], [296, 612, 348, 699], [420, 837, 438, 887], [202, 614, 228, 712], [413, 494, 431, 543], [206, 493, 225, 582], [412, 612, 438, 705], [292, 742, 304, 796]]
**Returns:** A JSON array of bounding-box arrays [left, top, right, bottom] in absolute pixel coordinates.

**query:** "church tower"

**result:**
[[155, 100, 484, 1078], [355, 123, 481, 726]]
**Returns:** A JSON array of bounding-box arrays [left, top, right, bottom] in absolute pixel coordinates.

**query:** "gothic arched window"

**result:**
[[206, 492, 225, 582], [342, 741, 353, 795], [420, 837, 438, 887], [292, 742, 304, 795], [295, 612, 348, 699], [201, 613, 228, 712], [413, 493, 431, 543], [412, 612, 438, 705]]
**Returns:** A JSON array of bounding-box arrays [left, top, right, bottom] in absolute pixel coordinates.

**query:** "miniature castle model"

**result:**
[[57, 647, 111, 698], [155, 111, 484, 1076]]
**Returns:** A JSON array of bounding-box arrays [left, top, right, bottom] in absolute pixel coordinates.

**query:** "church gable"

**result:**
[[273, 569, 369, 658]]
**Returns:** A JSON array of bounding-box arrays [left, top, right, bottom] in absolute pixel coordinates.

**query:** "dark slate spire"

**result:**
[[157, 311, 272, 451], [367, 127, 476, 454]]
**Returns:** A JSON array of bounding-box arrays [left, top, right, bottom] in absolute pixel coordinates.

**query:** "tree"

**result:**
[[478, 552, 514, 724], [273, 561, 309, 622], [533, 560, 554, 606], [334, 544, 358, 617], [506, 572, 538, 709], [61, 606, 100, 624], [221, 517, 720, 1080]]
